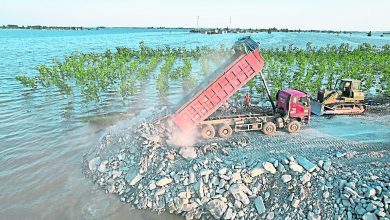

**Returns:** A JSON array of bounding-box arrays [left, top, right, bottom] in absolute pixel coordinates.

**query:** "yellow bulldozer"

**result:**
[[311, 79, 366, 115]]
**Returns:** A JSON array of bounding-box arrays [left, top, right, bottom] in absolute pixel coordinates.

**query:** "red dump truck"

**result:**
[[165, 37, 311, 138]]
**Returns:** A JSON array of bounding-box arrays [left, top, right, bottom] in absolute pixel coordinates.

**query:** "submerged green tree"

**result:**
[[15, 42, 390, 107]]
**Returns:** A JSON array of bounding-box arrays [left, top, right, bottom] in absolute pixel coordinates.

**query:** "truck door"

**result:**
[[289, 96, 299, 118]]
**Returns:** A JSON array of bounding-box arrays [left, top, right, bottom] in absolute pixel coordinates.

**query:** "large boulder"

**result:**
[[207, 199, 228, 219]]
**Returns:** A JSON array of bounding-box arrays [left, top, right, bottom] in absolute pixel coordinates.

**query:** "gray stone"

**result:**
[[296, 156, 317, 172], [156, 177, 173, 186], [207, 199, 228, 219], [277, 164, 286, 172], [88, 157, 101, 171], [344, 186, 360, 198], [144, 134, 161, 143], [231, 171, 241, 183], [273, 160, 279, 168], [149, 181, 156, 190], [125, 169, 141, 185], [182, 203, 197, 212], [178, 191, 188, 199], [155, 188, 165, 196], [229, 183, 251, 195], [254, 196, 266, 214], [130, 174, 142, 186], [362, 212, 378, 220], [195, 178, 204, 198], [189, 170, 196, 184], [264, 191, 270, 199], [281, 175, 292, 183], [347, 211, 352, 220], [371, 200, 384, 208], [266, 211, 275, 219], [166, 152, 175, 160], [179, 147, 197, 160], [287, 154, 295, 162], [112, 170, 122, 179], [375, 210, 386, 217], [292, 199, 300, 209], [365, 188, 376, 198], [223, 208, 234, 220], [200, 169, 213, 176], [323, 160, 331, 172], [289, 162, 304, 173], [342, 199, 352, 207], [323, 191, 330, 199], [366, 203, 377, 212], [234, 200, 242, 209], [174, 197, 184, 210], [263, 162, 277, 174], [300, 173, 311, 184], [250, 166, 266, 177], [355, 205, 367, 215], [98, 160, 108, 173], [229, 184, 250, 206], [307, 211, 321, 220], [219, 167, 228, 175]]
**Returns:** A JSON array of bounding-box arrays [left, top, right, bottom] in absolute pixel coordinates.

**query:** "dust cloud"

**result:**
[[167, 127, 200, 148]]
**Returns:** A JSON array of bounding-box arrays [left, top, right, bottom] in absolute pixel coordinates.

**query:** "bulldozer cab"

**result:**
[[334, 79, 361, 98]]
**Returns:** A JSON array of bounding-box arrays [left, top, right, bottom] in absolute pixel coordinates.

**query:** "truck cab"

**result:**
[[276, 90, 311, 125]]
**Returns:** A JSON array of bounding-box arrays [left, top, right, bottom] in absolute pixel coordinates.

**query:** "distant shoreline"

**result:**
[[0, 25, 104, 30], [1, 25, 389, 36], [190, 27, 357, 35]]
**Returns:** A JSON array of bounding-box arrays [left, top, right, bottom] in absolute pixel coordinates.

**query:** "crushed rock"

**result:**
[[83, 120, 390, 220]]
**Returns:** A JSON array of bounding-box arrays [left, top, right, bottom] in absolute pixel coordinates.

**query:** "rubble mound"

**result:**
[[84, 122, 390, 220]]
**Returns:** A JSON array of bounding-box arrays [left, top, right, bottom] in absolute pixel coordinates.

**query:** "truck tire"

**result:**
[[218, 124, 233, 138], [262, 122, 276, 135], [287, 120, 301, 133], [201, 125, 215, 139]]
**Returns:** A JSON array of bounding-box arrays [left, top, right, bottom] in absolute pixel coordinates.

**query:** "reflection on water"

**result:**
[[0, 28, 389, 219]]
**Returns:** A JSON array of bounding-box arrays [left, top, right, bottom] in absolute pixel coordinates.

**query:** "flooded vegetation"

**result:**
[[16, 42, 390, 105]]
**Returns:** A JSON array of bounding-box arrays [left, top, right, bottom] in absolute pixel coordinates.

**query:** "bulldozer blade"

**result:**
[[311, 101, 324, 116]]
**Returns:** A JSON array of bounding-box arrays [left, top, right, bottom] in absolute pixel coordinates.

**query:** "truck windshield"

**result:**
[[298, 96, 309, 106]]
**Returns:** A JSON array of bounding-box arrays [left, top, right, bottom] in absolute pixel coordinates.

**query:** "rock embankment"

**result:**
[[84, 122, 390, 220]]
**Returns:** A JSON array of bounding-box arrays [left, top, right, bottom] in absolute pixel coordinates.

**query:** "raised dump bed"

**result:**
[[170, 37, 265, 131]]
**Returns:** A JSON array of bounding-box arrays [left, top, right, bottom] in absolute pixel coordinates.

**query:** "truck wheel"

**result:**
[[201, 125, 215, 139], [262, 122, 276, 135], [218, 124, 233, 138], [287, 121, 301, 133]]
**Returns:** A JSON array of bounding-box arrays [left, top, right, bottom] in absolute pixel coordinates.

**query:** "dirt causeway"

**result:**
[[85, 107, 390, 220]]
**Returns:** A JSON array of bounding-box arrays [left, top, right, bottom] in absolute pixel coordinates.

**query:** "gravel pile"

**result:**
[[333, 171, 390, 220], [84, 122, 390, 220]]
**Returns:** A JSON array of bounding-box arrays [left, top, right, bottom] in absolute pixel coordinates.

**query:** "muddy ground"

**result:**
[[229, 106, 390, 172]]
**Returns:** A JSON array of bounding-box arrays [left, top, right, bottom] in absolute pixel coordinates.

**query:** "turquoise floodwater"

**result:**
[[0, 28, 389, 219]]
